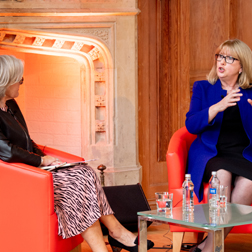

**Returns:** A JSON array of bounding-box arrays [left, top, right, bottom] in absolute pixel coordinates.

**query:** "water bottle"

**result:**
[[182, 174, 194, 213], [183, 211, 194, 222], [209, 171, 220, 209]]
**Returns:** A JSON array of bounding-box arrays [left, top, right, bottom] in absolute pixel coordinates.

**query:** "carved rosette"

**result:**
[[95, 72, 105, 82], [95, 95, 105, 107], [88, 47, 101, 61], [52, 39, 65, 49], [33, 37, 46, 46], [0, 32, 5, 42], [13, 34, 25, 44], [95, 120, 106, 132], [72, 41, 85, 51]]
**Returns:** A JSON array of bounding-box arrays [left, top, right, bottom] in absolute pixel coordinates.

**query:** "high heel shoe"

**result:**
[[189, 236, 208, 252], [108, 234, 154, 252]]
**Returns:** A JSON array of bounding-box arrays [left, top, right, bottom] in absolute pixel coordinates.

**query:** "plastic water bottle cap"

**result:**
[[212, 171, 217, 175], [185, 174, 191, 178]]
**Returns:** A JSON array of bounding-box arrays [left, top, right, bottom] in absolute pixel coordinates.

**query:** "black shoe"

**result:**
[[108, 234, 154, 252], [189, 236, 207, 252], [190, 247, 202, 252]]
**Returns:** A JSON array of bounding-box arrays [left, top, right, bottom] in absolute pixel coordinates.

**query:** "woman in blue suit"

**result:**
[[186, 39, 252, 252]]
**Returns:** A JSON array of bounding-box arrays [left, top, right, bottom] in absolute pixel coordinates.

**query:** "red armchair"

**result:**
[[0, 145, 84, 252], [166, 126, 252, 252]]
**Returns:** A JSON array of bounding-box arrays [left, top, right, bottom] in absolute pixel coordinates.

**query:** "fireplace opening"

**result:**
[[0, 49, 83, 156], [0, 28, 115, 167]]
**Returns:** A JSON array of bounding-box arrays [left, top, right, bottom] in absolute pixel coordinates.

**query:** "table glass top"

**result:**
[[138, 203, 252, 230]]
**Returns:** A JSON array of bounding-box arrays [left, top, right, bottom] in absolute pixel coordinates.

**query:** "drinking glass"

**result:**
[[155, 192, 173, 215], [219, 185, 228, 208]]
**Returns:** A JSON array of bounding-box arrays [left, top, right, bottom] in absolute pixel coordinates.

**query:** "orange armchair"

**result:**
[[166, 126, 252, 252], [0, 145, 84, 252]]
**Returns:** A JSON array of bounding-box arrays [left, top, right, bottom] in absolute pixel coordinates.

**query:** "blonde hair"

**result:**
[[207, 39, 252, 89], [0, 55, 24, 98]]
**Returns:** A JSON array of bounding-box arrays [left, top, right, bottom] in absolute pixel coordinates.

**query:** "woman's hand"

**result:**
[[247, 98, 252, 106], [41, 155, 61, 166], [208, 89, 242, 123]]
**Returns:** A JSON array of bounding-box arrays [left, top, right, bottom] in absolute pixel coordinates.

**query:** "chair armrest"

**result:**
[[166, 152, 185, 190], [0, 160, 54, 248], [37, 144, 84, 163], [166, 127, 196, 190]]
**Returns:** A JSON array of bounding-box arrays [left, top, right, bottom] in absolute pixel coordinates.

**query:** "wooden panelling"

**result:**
[[233, 0, 252, 49], [138, 0, 191, 206], [189, 0, 230, 74], [158, 0, 169, 162], [138, 0, 167, 207]]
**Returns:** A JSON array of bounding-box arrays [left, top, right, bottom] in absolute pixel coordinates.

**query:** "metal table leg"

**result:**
[[138, 216, 147, 252], [213, 228, 224, 252]]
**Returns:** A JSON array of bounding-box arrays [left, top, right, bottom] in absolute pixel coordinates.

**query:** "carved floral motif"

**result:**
[[0, 33, 5, 42], [13, 34, 25, 44], [52, 39, 65, 49], [81, 28, 110, 46], [33, 37, 46, 46], [72, 41, 85, 51], [95, 120, 106, 132], [95, 72, 105, 82], [88, 47, 101, 61], [95, 95, 105, 106]]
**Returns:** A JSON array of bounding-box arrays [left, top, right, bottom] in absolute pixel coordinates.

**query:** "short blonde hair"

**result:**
[[0, 55, 24, 98], [207, 39, 252, 89]]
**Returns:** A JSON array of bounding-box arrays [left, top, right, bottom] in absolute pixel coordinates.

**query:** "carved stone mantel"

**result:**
[[0, 0, 141, 186]]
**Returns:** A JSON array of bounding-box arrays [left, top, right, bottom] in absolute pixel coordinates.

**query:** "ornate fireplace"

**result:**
[[0, 0, 140, 186]]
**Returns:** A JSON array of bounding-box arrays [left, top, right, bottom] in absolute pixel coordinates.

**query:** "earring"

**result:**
[[239, 71, 242, 74]]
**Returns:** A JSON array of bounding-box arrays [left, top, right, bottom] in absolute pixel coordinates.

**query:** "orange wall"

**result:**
[[0, 49, 83, 156]]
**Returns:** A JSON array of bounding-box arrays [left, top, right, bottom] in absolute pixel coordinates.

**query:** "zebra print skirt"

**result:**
[[52, 164, 114, 239]]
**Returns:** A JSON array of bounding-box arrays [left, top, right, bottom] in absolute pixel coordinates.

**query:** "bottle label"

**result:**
[[209, 188, 216, 194], [190, 190, 193, 198]]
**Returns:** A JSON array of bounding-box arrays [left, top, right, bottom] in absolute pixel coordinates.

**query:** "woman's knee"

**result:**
[[231, 177, 252, 205], [216, 169, 232, 185]]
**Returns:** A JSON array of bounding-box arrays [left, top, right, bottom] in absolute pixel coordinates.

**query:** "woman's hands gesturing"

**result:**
[[208, 89, 243, 123]]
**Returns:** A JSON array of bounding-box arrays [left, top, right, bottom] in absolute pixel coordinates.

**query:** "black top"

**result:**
[[204, 104, 252, 182], [217, 104, 249, 155], [0, 99, 44, 166]]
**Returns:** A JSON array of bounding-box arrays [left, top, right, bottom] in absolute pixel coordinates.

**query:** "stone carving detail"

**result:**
[[95, 95, 105, 107], [88, 47, 101, 61], [13, 34, 25, 44], [52, 39, 65, 49], [33, 37, 46, 46], [95, 72, 105, 82], [95, 120, 106, 132], [72, 41, 85, 51], [0, 32, 5, 42], [80, 28, 110, 46]]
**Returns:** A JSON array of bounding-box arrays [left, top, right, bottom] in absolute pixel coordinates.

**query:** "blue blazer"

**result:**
[[186, 80, 252, 202]]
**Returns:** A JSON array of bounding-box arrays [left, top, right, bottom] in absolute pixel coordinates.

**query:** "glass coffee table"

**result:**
[[138, 203, 252, 252]]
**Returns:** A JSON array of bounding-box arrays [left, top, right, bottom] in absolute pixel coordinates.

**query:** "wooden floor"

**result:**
[[80, 223, 252, 251]]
